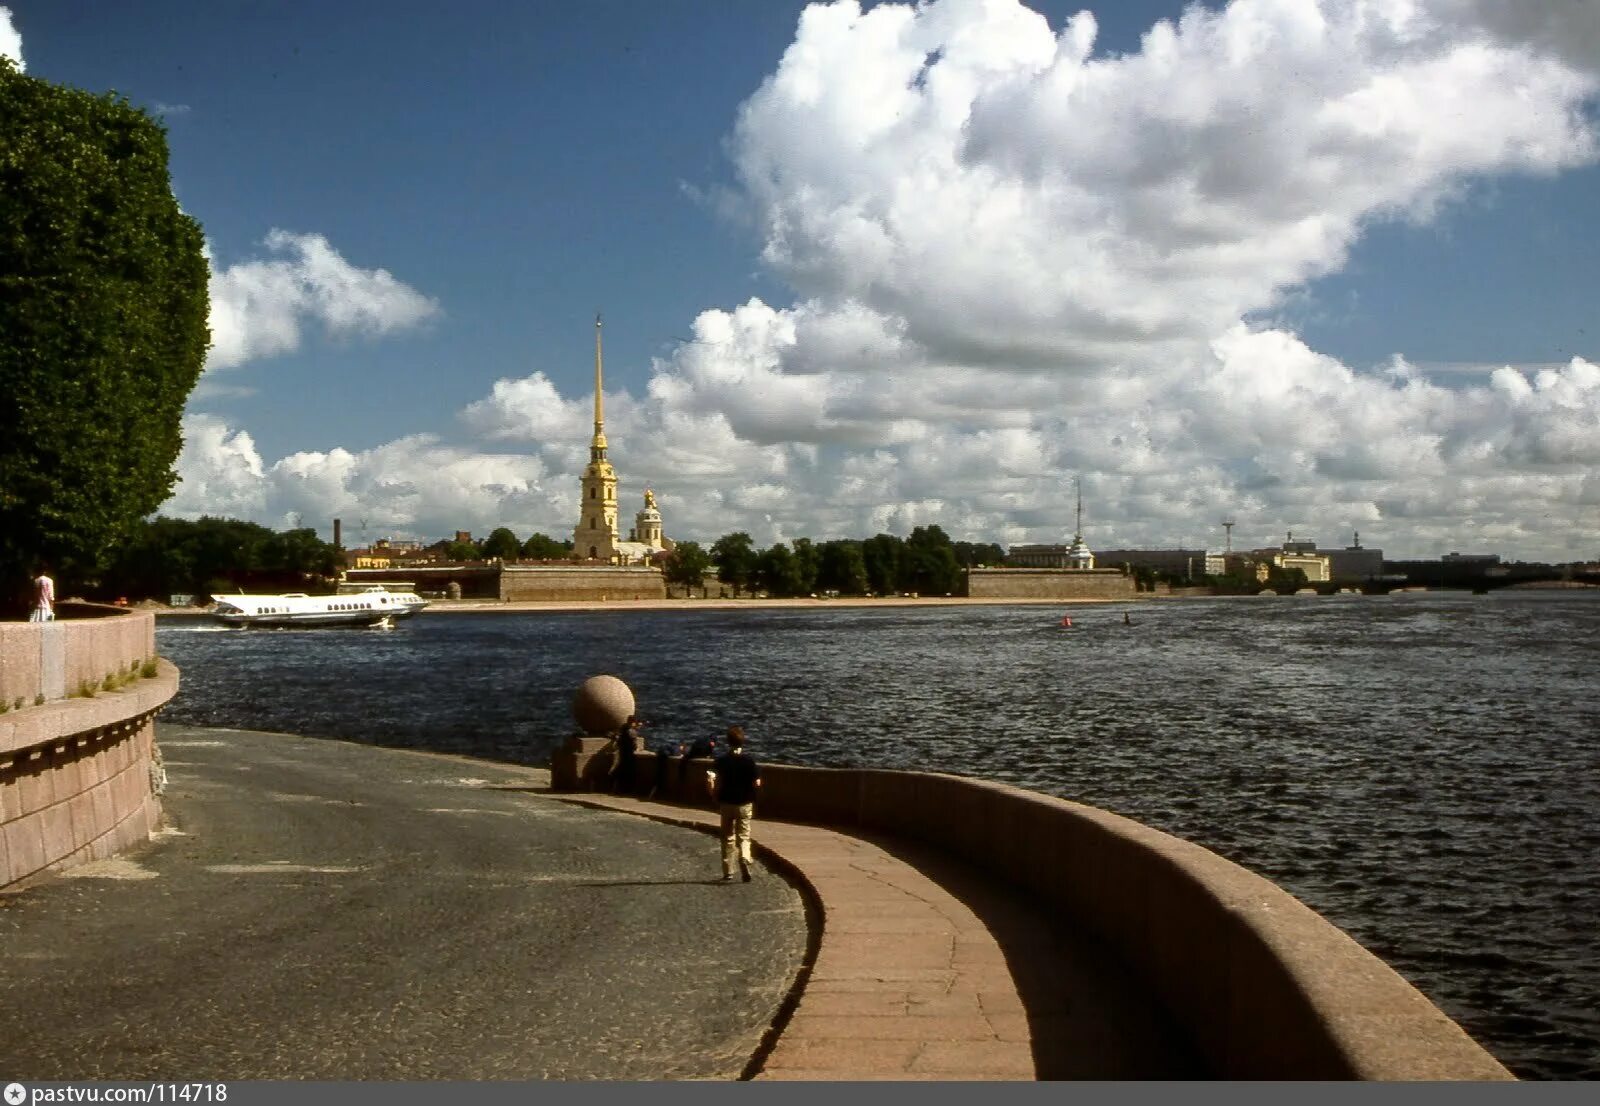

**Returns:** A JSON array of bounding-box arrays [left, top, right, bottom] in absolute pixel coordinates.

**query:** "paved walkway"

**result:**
[[0, 727, 807, 1081], [556, 793, 1202, 1080]]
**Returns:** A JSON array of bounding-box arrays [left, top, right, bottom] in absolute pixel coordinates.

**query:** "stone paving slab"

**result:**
[[554, 792, 1204, 1081]]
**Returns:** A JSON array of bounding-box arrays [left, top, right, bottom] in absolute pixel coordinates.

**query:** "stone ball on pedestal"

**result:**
[[573, 674, 635, 735]]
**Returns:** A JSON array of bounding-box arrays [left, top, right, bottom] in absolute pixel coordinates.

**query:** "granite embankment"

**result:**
[[560, 744, 1515, 1081]]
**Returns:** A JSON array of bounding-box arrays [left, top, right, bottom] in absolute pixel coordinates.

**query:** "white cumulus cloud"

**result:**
[[206, 230, 442, 372], [1, 6, 23, 70]]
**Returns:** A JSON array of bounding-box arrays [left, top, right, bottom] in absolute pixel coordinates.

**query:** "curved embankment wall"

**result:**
[[555, 744, 1510, 1080], [0, 606, 175, 887]]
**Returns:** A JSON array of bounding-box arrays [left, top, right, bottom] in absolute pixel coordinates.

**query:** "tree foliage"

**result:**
[[663, 540, 711, 589], [0, 58, 210, 610], [710, 531, 756, 596], [520, 532, 573, 560], [97, 516, 338, 600], [481, 527, 521, 561]]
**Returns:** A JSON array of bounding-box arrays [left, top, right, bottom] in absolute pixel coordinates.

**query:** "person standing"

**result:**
[[707, 726, 762, 882], [611, 715, 642, 796], [30, 566, 55, 622], [647, 733, 681, 800]]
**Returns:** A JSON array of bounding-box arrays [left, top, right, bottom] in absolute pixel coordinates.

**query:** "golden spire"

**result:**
[[591, 313, 607, 454]]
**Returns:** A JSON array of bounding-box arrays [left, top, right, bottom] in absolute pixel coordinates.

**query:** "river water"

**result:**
[[156, 591, 1600, 1079]]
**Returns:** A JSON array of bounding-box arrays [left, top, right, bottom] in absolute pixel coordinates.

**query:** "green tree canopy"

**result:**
[[710, 531, 756, 596], [860, 533, 903, 595], [790, 537, 821, 596], [755, 542, 806, 597], [481, 527, 521, 561], [97, 516, 338, 600], [903, 525, 963, 595], [0, 58, 209, 611], [816, 540, 869, 595], [663, 540, 711, 589], [520, 532, 573, 560]]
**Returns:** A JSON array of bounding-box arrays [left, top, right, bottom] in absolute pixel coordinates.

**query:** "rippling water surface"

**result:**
[[157, 591, 1600, 1079]]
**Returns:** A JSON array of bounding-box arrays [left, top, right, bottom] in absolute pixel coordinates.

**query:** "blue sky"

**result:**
[[5, 1, 1599, 560]]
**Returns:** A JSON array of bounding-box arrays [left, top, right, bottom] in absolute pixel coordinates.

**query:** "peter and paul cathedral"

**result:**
[[573, 315, 672, 565]]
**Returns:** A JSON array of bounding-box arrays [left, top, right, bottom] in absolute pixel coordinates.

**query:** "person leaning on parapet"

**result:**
[[30, 565, 56, 622], [679, 733, 717, 797], [647, 731, 682, 801], [706, 726, 762, 883], [611, 715, 643, 796]]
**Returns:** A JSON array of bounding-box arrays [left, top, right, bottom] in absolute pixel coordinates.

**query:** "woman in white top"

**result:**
[[30, 568, 55, 622]]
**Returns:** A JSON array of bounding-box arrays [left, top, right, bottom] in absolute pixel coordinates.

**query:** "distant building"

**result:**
[[1321, 532, 1383, 582], [1094, 549, 1208, 576]]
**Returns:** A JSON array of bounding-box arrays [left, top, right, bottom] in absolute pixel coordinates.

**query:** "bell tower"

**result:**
[[573, 314, 619, 561]]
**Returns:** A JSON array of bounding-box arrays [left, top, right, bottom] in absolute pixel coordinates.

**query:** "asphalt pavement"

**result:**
[[0, 724, 808, 1081]]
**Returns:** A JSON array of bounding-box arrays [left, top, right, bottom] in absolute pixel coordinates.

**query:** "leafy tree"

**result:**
[[481, 527, 521, 561], [663, 540, 712, 590], [259, 527, 340, 577], [816, 540, 869, 595], [442, 539, 480, 562], [790, 537, 821, 596], [952, 541, 1006, 568], [0, 58, 209, 611], [755, 542, 806, 597], [903, 525, 963, 595], [520, 532, 572, 560], [710, 531, 756, 596], [860, 533, 904, 595]]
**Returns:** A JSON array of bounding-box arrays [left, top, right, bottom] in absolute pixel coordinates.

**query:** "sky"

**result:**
[[4, 0, 1599, 561]]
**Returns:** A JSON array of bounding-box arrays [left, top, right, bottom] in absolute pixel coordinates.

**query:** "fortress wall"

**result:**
[[1, 609, 174, 887], [566, 747, 1509, 1080], [965, 568, 1138, 600], [498, 565, 667, 603]]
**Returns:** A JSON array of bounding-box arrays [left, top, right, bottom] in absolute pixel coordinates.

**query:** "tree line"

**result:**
[[668, 527, 1004, 599]]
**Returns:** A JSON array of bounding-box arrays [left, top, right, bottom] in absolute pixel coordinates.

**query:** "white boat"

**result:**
[[210, 586, 428, 628]]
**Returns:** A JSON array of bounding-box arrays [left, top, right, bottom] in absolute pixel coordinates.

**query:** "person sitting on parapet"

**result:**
[[679, 734, 718, 797], [647, 733, 681, 800]]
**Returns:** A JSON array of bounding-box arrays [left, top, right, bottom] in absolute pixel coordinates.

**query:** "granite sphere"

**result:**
[[573, 674, 635, 735]]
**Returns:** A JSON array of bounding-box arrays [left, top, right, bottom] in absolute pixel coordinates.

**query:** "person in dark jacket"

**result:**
[[647, 734, 681, 800], [679, 734, 717, 797], [707, 726, 762, 882], [611, 716, 642, 795]]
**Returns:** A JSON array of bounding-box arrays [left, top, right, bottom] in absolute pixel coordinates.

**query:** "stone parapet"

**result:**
[[1, 610, 174, 888], [554, 746, 1509, 1080], [0, 604, 155, 708]]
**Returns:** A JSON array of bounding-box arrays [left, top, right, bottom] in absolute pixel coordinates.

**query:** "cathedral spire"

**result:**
[[591, 313, 607, 456]]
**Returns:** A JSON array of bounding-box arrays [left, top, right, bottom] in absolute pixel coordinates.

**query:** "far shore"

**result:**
[[419, 594, 1140, 613], [143, 593, 1157, 616]]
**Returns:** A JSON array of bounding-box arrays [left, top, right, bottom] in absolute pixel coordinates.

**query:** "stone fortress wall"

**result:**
[[557, 742, 1509, 1080], [1, 607, 176, 887], [965, 567, 1139, 600], [498, 565, 666, 603]]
